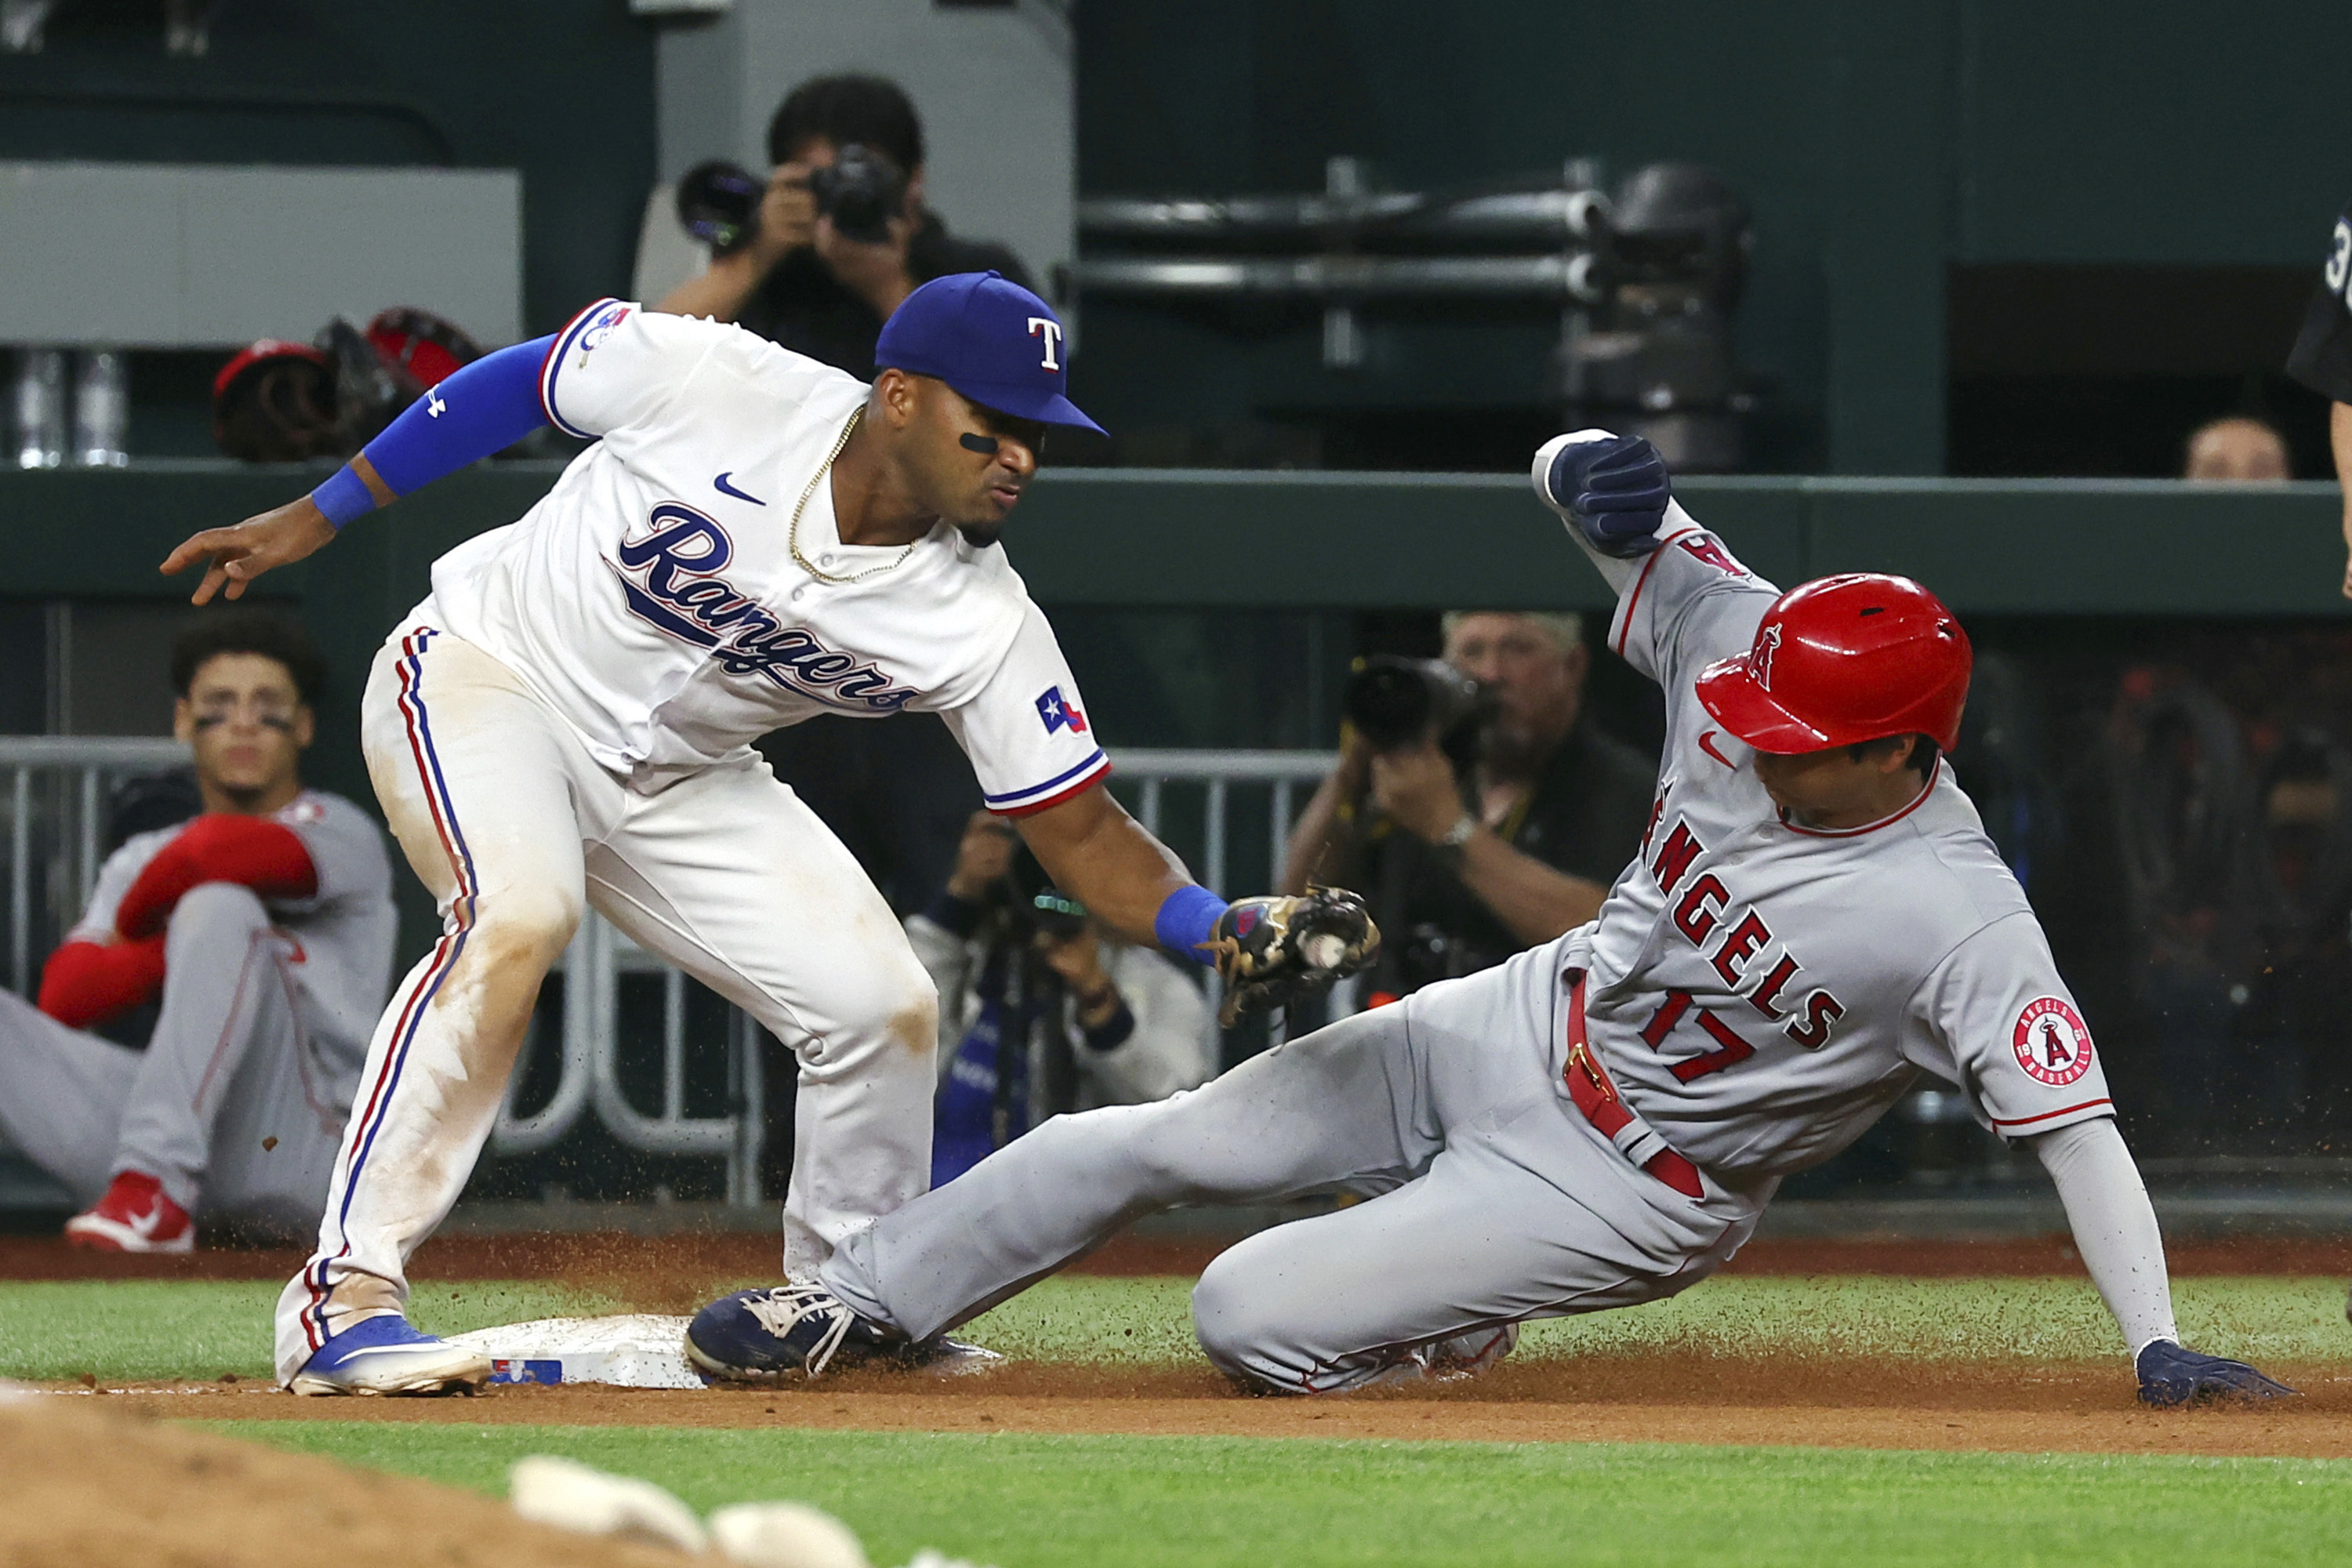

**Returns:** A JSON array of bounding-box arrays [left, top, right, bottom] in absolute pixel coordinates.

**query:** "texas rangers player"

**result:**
[[684, 430, 2288, 1409], [161, 272, 1372, 1396], [0, 612, 393, 1251]]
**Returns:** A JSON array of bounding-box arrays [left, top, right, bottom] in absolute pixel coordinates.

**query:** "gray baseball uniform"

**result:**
[[0, 791, 394, 1234], [819, 503, 2145, 1391]]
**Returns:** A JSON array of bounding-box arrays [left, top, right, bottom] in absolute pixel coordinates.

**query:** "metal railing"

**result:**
[[1, 735, 191, 997], [491, 914, 766, 1205], [1113, 747, 1338, 895]]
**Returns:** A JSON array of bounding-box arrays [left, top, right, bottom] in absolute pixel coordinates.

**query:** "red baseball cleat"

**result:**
[[64, 1171, 194, 1254]]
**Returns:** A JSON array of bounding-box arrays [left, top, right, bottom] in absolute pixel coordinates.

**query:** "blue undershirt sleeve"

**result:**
[[307, 334, 558, 528]]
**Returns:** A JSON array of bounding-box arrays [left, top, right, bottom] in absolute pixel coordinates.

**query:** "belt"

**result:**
[[1563, 972, 1705, 1200]]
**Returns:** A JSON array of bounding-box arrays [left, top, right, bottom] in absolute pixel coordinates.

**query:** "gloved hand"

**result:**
[[1210, 887, 1378, 1027], [2134, 1339, 2296, 1406], [1531, 430, 1672, 557]]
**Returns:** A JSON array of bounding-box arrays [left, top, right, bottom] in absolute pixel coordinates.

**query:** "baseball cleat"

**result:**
[[685, 1284, 998, 1382], [64, 1171, 194, 1254], [287, 1313, 493, 1396]]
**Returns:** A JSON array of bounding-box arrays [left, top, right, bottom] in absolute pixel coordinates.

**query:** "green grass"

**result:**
[[5, 1274, 2349, 1381], [0, 1280, 621, 1381], [217, 1421, 2352, 1568]]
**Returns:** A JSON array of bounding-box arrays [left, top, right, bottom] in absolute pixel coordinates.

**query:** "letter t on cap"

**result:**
[[1028, 317, 1063, 371]]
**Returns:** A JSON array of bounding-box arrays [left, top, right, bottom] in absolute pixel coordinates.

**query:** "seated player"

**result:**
[[682, 432, 2291, 1409], [0, 613, 394, 1251]]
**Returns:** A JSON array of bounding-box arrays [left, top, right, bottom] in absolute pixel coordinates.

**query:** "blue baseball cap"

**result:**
[[875, 271, 1105, 435]]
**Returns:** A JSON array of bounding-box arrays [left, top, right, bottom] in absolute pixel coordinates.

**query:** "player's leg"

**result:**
[[0, 989, 139, 1204], [1188, 962, 1759, 1392], [274, 628, 606, 1387], [103, 884, 298, 1222], [192, 954, 354, 1245], [1189, 1124, 1744, 1392], [817, 998, 1442, 1344], [583, 750, 942, 1279]]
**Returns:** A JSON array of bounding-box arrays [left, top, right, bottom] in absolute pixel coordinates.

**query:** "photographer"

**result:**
[[658, 73, 1033, 375], [1283, 612, 1655, 996], [912, 812, 1217, 1185]]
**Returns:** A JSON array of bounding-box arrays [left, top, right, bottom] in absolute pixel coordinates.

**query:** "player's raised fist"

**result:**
[[2134, 1340, 2296, 1406], [1532, 430, 1671, 557], [1210, 887, 1378, 1027]]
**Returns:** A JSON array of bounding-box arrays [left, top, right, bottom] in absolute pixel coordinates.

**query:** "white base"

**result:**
[[444, 1314, 704, 1389]]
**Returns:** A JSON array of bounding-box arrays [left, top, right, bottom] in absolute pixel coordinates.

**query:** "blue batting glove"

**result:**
[[1531, 430, 1671, 557], [2134, 1340, 2296, 1406]]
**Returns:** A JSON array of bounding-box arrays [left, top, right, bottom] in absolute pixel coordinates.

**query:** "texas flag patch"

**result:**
[[1036, 686, 1088, 735]]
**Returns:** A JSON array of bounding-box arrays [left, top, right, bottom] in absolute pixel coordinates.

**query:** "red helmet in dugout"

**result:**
[[1694, 573, 1971, 754]]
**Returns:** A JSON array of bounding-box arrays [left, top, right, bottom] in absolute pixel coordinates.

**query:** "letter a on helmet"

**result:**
[[1693, 574, 1971, 753]]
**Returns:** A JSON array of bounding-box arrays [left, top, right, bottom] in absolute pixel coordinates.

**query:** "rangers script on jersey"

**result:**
[[423, 298, 1111, 814]]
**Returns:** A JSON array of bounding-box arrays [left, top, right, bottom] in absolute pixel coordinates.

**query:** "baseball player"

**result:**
[[0, 612, 394, 1251], [161, 272, 1372, 1396], [684, 431, 2290, 1410]]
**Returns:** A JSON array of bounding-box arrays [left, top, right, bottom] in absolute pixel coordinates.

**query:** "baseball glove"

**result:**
[[1210, 887, 1379, 1026]]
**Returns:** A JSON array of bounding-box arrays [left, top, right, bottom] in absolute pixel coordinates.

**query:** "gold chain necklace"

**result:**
[[789, 406, 914, 585]]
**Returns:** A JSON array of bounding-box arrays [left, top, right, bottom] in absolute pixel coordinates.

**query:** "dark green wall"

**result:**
[[0, 2, 656, 337], [1073, 2, 2352, 475]]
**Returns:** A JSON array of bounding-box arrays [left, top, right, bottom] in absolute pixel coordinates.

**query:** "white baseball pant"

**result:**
[[275, 623, 938, 1382]]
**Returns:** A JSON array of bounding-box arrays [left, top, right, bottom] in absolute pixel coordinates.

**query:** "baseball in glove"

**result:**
[[1210, 887, 1379, 1026]]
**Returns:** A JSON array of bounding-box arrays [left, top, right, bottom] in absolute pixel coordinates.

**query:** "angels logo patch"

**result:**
[[2012, 997, 2093, 1087]]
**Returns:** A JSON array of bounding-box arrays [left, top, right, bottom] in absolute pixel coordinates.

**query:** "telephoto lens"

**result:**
[[808, 144, 907, 245], [675, 160, 766, 255], [1343, 655, 1487, 753]]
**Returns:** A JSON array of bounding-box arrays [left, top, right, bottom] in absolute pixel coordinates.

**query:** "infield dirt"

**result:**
[[15, 1232, 2352, 1461]]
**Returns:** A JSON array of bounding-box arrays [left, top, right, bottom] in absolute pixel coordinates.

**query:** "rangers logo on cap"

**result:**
[[2012, 996, 2093, 1087]]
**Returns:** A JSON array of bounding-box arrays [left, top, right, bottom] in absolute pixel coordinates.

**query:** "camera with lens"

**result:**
[[675, 143, 909, 256], [1343, 655, 1490, 757]]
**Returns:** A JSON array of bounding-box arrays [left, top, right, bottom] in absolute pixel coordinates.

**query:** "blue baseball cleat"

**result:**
[[286, 1312, 492, 1397], [685, 1285, 1000, 1383]]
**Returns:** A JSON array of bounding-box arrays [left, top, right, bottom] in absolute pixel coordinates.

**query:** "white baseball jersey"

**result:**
[[1556, 508, 2111, 1178], [423, 298, 1111, 814], [72, 792, 396, 1068]]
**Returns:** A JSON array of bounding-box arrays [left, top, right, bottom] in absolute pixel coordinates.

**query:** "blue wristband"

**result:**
[[309, 465, 376, 530], [1153, 884, 1228, 965]]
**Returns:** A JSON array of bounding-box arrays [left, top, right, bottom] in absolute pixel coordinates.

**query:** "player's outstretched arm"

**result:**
[[2031, 1117, 2294, 1405], [160, 333, 557, 604]]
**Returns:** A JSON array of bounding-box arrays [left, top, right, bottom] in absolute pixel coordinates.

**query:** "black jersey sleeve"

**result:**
[[2285, 202, 2352, 405]]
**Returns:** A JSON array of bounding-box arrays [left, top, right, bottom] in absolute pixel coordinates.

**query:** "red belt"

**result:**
[[1563, 973, 1705, 1200]]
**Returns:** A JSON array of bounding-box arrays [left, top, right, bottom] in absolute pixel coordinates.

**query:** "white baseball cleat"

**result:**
[[287, 1312, 493, 1396]]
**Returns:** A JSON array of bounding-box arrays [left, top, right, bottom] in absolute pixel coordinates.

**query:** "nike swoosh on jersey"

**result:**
[[713, 472, 766, 506], [1697, 730, 1738, 769]]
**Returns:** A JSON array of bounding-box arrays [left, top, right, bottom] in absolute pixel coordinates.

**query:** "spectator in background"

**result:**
[[1283, 612, 1655, 1000], [2286, 199, 2352, 593], [659, 73, 1036, 913], [658, 74, 1033, 376], [0, 613, 394, 1250], [2183, 416, 2292, 482], [911, 812, 1215, 1185]]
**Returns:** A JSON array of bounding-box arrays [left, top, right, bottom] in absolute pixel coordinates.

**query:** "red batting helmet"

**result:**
[[1694, 574, 1971, 753]]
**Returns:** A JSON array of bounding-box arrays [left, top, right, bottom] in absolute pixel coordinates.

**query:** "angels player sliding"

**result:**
[[684, 430, 2289, 1410], [161, 271, 1373, 1396]]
